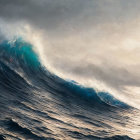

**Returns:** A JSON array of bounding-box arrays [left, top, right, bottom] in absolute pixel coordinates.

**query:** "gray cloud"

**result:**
[[0, 0, 91, 32], [1, 0, 140, 34], [0, 31, 5, 42]]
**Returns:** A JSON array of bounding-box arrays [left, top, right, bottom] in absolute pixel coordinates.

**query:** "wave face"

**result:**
[[0, 38, 140, 140]]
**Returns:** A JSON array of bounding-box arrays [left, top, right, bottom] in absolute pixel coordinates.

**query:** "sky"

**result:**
[[0, 0, 140, 108]]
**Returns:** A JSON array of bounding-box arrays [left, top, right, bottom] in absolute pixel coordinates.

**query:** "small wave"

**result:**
[[106, 135, 134, 140], [4, 119, 54, 140], [0, 135, 5, 140], [65, 130, 134, 140]]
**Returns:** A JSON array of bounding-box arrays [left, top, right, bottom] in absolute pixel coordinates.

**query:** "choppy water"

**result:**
[[0, 39, 140, 140]]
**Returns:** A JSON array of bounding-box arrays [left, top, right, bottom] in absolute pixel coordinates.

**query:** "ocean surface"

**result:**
[[0, 39, 140, 140]]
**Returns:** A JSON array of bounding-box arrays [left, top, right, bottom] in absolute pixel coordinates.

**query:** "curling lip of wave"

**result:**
[[0, 38, 130, 108]]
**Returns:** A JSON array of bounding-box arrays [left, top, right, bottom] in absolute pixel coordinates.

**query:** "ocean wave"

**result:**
[[0, 38, 129, 109]]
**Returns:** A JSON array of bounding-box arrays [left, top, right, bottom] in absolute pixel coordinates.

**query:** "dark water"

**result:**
[[0, 39, 140, 140]]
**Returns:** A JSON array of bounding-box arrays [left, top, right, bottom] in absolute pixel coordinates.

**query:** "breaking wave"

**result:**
[[0, 38, 129, 108]]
